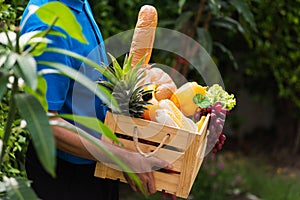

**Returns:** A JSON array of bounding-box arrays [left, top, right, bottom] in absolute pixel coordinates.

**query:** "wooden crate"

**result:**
[[94, 111, 210, 199]]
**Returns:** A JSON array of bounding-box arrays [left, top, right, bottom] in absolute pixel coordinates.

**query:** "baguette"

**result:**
[[129, 5, 158, 67]]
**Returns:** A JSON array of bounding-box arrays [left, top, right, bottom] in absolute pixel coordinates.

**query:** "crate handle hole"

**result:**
[[133, 126, 170, 158]]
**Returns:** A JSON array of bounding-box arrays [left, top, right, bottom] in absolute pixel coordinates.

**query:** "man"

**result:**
[[21, 0, 171, 199]]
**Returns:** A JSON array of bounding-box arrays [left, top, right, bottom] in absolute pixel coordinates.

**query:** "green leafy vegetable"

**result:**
[[193, 93, 211, 108], [206, 84, 236, 110]]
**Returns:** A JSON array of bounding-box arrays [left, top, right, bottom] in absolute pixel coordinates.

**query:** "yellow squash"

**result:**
[[170, 82, 207, 116]]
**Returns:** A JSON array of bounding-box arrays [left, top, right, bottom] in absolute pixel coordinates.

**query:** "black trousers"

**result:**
[[25, 143, 119, 200]]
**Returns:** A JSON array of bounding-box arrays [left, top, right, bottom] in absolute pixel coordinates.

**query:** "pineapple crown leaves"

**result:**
[[98, 53, 145, 90], [97, 53, 152, 118]]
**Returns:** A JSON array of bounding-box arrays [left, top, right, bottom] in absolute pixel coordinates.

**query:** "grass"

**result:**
[[238, 160, 300, 200], [191, 152, 300, 200], [119, 151, 300, 200]]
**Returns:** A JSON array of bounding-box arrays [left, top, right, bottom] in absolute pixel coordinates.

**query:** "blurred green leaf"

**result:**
[[35, 2, 88, 44], [20, 30, 67, 56], [4, 52, 17, 69], [0, 31, 16, 48], [212, 16, 245, 34], [214, 42, 238, 70], [0, 52, 8, 67], [229, 0, 257, 31], [208, 0, 222, 15], [38, 60, 119, 113], [14, 93, 56, 177], [4, 177, 39, 200], [23, 75, 48, 111], [178, 0, 186, 14], [44, 47, 118, 87], [60, 114, 121, 146], [175, 11, 193, 30], [19, 31, 44, 48], [0, 70, 9, 101], [15, 54, 37, 90], [0, 180, 5, 193], [197, 27, 213, 55]]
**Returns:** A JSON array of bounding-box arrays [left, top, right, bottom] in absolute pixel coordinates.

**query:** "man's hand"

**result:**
[[122, 152, 172, 195], [123, 172, 155, 195]]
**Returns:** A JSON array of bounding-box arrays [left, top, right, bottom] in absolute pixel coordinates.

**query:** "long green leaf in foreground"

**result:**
[[38, 61, 119, 112], [14, 93, 56, 177], [59, 114, 122, 146], [24, 75, 48, 111], [49, 120, 146, 195], [15, 54, 37, 90]]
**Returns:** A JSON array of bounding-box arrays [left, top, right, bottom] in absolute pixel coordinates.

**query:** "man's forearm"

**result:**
[[51, 116, 131, 165]]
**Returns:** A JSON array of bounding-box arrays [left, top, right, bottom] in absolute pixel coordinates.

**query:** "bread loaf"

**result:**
[[142, 67, 177, 100], [129, 5, 158, 67], [131, 6, 176, 100]]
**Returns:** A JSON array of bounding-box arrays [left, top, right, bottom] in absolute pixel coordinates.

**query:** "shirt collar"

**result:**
[[58, 0, 85, 12]]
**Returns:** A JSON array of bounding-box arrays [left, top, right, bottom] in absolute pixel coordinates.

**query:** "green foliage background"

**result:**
[[0, 94, 29, 178], [0, 0, 29, 179], [248, 0, 300, 108], [1, 0, 300, 198]]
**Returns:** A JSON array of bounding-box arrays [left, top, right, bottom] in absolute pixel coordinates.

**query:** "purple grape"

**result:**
[[220, 134, 226, 142], [217, 143, 223, 150], [194, 111, 201, 121], [215, 118, 221, 125], [215, 104, 223, 113], [210, 113, 217, 120], [218, 111, 226, 119], [206, 107, 212, 113]]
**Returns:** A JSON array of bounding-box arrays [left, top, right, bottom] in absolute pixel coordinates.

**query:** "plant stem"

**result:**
[[0, 76, 18, 166], [4, 31, 13, 49], [15, 27, 20, 54]]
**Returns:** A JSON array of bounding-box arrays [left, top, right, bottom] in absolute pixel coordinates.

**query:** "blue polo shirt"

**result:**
[[21, 0, 108, 164]]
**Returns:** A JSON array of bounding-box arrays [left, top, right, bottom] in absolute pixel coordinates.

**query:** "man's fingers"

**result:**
[[150, 157, 173, 170], [146, 172, 156, 194], [126, 172, 157, 195], [129, 179, 137, 192], [123, 173, 137, 192]]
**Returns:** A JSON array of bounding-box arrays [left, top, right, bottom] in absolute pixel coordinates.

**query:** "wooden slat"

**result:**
[[104, 111, 118, 131], [191, 136, 207, 182], [176, 115, 210, 198], [153, 171, 180, 194], [94, 162, 180, 195], [106, 112, 197, 150]]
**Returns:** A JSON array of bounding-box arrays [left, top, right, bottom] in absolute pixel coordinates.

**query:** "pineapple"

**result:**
[[98, 54, 152, 118]]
